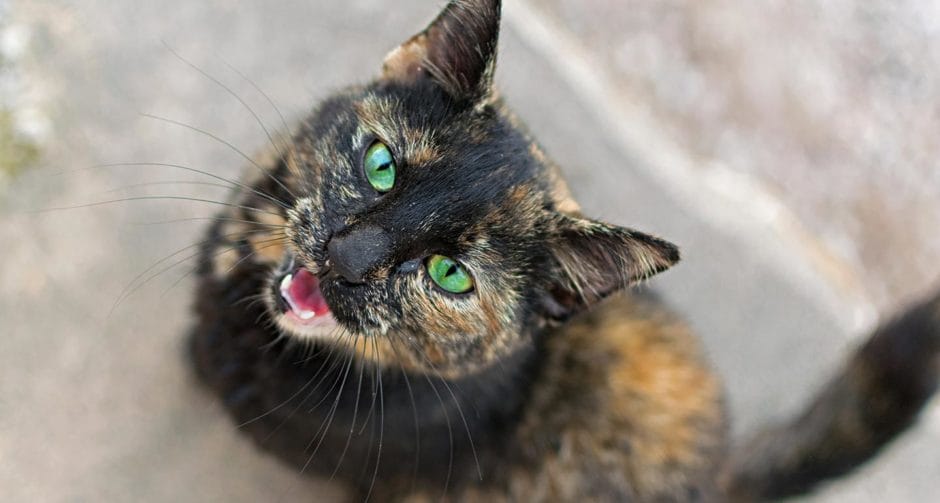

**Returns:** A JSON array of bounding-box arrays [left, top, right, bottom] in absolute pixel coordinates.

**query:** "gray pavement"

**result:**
[[1, 1, 937, 501]]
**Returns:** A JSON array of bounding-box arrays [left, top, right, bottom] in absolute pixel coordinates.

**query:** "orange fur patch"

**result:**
[[607, 316, 722, 473]]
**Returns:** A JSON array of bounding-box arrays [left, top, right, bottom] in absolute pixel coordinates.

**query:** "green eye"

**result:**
[[426, 255, 474, 294], [364, 141, 396, 192]]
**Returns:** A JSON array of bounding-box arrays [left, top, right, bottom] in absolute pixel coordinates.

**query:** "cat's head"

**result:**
[[252, 0, 678, 376]]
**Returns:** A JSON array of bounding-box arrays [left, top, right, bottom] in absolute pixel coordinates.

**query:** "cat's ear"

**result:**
[[542, 215, 680, 318], [382, 0, 500, 102]]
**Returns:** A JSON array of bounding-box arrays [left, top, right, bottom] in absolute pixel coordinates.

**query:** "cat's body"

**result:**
[[192, 250, 723, 501], [188, 1, 940, 501]]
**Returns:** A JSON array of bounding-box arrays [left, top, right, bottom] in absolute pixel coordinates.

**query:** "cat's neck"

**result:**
[[263, 326, 543, 488]]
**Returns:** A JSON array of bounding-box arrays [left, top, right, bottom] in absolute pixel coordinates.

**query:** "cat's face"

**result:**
[[243, 0, 679, 376]]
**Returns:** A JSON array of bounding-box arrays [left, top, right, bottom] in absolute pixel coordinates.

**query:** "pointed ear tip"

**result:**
[[639, 232, 680, 266], [382, 0, 501, 98], [644, 237, 680, 275], [663, 241, 681, 264], [646, 244, 679, 277]]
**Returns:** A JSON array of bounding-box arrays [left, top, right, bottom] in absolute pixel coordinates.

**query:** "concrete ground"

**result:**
[[1, 1, 937, 501]]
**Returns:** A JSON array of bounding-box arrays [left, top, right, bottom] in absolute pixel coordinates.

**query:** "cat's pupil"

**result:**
[[445, 264, 457, 277], [376, 163, 390, 171]]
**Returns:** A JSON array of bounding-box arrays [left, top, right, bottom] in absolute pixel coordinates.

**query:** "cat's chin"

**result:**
[[274, 311, 341, 341]]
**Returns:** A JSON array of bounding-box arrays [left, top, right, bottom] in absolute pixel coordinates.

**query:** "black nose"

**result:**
[[326, 225, 392, 284]]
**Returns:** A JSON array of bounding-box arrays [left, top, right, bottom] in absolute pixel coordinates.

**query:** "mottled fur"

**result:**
[[188, 1, 940, 501]]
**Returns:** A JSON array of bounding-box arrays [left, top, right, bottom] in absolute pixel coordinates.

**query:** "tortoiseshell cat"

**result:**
[[188, 1, 940, 501]]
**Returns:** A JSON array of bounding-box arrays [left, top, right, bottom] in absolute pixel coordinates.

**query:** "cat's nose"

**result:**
[[326, 225, 392, 284]]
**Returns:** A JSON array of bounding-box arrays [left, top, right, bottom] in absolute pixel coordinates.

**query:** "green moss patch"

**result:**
[[0, 107, 39, 180]]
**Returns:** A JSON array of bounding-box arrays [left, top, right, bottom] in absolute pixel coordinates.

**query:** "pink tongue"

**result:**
[[283, 268, 330, 318]]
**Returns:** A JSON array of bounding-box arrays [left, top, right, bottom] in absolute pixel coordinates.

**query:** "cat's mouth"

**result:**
[[279, 267, 330, 321], [273, 262, 338, 337]]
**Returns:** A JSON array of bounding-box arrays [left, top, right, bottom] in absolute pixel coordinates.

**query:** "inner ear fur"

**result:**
[[382, 0, 501, 102], [544, 215, 680, 317]]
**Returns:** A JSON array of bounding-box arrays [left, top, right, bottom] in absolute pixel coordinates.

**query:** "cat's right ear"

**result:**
[[541, 214, 680, 319], [382, 0, 501, 103]]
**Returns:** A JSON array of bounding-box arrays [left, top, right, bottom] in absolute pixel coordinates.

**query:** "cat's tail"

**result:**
[[720, 288, 940, 501]]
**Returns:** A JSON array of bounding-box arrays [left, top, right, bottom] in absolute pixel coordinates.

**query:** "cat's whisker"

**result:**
[[397, 333, 483, 483], [356, 346, 381, 436], [159, 236, 287, 300], [140, 113, 298, 201], [257, 328, 352, 485], [273, 334, 355, 503], [102, 180, 234, 195], [155, 238, 286, 306], [217, 54, 294, 147], [291, 333, 350, 415], [389, 332, 456, 498], [215, 54, 306, 181], [226, 234, 289, 268], [364, 336, 386, 503], [257, 318, 289, 350], [255, 328, 352, 445], [162, 43, 293, 176], [293, 326, 346, 365], [328, 337, 368, 481], [249, 305, 277, 333], [356, 374, 379, 493], [386, 339, 422, 493], [131, 215, 286, 229], [233, 290, 271, 308], [301, 332, 357, 413], [236, 361, 324, 429], [64, 161, 292, 210], [35, 195, 285, 219], [294, 336, 358, 485], [109, 228, 284, 318]]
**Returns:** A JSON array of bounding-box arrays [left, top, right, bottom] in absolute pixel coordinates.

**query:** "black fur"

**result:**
[[190, 225, 541, 496]]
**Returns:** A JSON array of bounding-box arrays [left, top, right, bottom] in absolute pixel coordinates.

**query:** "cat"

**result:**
[[188, 1, 940, 501]]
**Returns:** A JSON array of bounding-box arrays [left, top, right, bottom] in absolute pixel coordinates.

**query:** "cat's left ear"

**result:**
[[382, 0, 500, 103], [542, 214, 680, 318]]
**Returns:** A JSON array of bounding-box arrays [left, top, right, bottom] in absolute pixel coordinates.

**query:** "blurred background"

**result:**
[[1, 0, 939, 501]]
